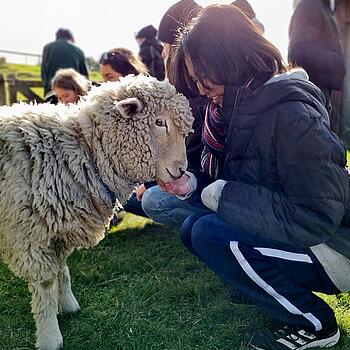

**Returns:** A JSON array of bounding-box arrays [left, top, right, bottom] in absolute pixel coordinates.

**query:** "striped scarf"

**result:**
[[201, 102, 226, 179]]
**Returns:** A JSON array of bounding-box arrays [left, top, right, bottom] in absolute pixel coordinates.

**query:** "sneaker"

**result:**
[[246, 319, 340, 349]]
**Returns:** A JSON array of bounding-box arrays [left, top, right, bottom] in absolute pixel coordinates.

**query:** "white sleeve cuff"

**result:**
[[176, 171, 197, 200]]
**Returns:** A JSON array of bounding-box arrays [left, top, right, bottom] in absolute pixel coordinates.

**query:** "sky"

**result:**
[[0, 0, 294, 65]]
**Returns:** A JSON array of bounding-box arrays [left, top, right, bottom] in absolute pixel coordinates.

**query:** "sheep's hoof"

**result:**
[[36, 334, 63, 350], [59, 294, 80, 315], [36, 344, 63, 350]]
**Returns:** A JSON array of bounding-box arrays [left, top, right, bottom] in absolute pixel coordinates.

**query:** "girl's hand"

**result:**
[[136, 184, 147, 201]]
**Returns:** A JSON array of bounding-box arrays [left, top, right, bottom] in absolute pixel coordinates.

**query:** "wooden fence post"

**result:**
[[7, 73, 17, 105], [0, 73, 6, 105], [16, 80, 43, 103], [6, 74, 44, 104]]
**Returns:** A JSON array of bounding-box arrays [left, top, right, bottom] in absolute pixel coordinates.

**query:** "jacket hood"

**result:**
[[224, 68, 330, 127], [141, 38, 164, 52]]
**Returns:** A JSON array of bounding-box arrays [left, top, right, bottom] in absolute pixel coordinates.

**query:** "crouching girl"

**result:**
[[144, 4, 350, 349]]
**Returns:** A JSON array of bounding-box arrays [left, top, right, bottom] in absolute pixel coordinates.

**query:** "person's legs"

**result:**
[[141, 185, 211, 229], [181, 214, 341, 348], [123, 192, 147, 217]]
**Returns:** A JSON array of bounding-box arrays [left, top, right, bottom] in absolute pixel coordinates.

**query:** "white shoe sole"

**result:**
[[251, 328, 340, 349]]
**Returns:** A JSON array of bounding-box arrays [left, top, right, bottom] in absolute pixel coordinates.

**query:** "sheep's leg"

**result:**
[[28, 277, 63, 350], [58, 264, 80, 314]]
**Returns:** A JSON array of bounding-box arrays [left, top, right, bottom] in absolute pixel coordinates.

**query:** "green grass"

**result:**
[[0, 214, 350, 349], [0, 62, 101, 81]]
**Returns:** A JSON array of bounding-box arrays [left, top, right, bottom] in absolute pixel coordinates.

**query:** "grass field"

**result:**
[[0, 213, 350, 350]]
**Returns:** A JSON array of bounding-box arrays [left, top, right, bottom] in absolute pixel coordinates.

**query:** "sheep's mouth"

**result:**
[[166, 167, 180, 180]]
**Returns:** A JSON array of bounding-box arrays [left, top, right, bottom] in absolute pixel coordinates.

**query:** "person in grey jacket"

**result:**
[[154, 5, 350, 349]]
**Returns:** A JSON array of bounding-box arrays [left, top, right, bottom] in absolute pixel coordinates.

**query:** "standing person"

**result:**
[[51, 68, 91, 104], [288, 0, 345, 134], [157, 4, 350, 349], [41, 28, 89, 96], [135, 25, 165, 80], [99, 47, 147, 82]]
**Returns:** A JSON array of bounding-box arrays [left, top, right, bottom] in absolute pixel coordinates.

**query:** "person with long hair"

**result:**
[[147, 5, 350, 349], [99, 47, 147, 82], [51, 68, 91, 104]]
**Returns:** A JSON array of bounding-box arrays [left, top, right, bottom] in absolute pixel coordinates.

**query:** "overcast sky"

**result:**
[[0, 0, 294, 64]]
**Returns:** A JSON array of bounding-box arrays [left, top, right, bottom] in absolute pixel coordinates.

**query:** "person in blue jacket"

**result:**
[[155, 4, 350, 349]]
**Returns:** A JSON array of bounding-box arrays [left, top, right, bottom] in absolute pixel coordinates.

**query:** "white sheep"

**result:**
[[0, 75, 194, 350]]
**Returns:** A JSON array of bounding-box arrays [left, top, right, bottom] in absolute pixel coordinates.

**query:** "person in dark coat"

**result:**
[[135, 25, 165, 81], [231, 0, 265, 33], [146, 5, 350, 349], [41, 28, 89, 96], [122, 0, 205, 220], [141, 0, 265, 225], [288, 0, 345, 134], [157, 0, 204, 172]]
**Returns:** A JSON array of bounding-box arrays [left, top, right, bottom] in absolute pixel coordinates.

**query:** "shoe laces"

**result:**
[[274, 325, 317, 347]]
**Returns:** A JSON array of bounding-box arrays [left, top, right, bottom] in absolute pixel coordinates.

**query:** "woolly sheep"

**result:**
[[0, 75, 193, 350]]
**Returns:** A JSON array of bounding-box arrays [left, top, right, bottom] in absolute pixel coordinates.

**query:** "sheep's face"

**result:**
[[115, 95, 192, 183], [150, 110, 188, 183], [83, 76, 194, 185]]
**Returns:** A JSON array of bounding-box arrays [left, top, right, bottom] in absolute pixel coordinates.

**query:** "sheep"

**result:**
[[0, 75, 194, 350]]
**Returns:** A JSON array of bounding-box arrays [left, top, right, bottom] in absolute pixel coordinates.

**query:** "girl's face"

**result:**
[[100, 63, 123, 82], [54, 87, 79, 104], [185, 56, 224, 106]]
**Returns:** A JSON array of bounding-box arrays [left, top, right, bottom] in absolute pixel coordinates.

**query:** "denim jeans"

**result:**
[[181, 213, 340, 331], [141, 185, 212, 229]]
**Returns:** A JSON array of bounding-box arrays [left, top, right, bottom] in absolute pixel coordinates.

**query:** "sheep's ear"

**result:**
[[115, 98, 143, 118]]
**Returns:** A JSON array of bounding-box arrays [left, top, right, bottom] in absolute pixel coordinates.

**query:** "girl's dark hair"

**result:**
[[169, 4, 287, 96], [99, 48, 147, 76]]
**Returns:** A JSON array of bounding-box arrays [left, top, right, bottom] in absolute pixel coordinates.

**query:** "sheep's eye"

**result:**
[[155, 119, 166, 127], [155, 119, 169, 133]]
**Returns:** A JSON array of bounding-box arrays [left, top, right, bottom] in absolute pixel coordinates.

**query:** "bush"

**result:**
[[0, 56, 6, 67]]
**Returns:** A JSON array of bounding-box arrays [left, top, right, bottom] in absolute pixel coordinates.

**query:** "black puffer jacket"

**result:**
[[217, 71, 350, 255], [139, 38, 165, 81]]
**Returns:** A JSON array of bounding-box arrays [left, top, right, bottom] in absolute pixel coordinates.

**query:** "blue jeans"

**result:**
[[181, 213, 340, 331], [141, 185, 212, 229]]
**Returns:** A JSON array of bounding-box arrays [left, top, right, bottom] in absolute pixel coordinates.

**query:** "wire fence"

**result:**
[[0, 49, 41, 65]]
